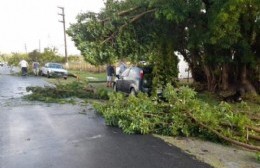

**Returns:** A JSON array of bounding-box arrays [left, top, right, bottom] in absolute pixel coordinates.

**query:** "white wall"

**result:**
[[178, 55, 191, 79]]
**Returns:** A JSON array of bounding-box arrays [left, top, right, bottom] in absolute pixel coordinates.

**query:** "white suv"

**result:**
[[40, 62, 68, 79]]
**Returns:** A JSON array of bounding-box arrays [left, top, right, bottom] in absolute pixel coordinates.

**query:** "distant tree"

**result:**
[[0, 54, 6, 62], [7, 53, 29, 66], [68, 55, 81, 62], [40, 47, 64, 64], [28, 50, 41, 62]]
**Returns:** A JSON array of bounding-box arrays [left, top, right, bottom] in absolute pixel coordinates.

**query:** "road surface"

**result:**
[[0, 66, 211, 168]]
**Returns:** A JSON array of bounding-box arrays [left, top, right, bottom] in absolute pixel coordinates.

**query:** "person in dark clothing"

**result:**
[[106, 64, 115, 87], [32, 62, 40, 76]]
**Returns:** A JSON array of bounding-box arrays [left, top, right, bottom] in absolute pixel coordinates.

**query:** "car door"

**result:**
[[120, 68, 131, 92], [122, 68, 139, 93], [42, 63, 48, 75], [123, 68, 136, 93], [116, 68, 130, 92]]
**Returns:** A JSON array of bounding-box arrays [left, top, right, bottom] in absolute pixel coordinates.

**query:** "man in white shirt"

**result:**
[[19, 59, 29, 76]]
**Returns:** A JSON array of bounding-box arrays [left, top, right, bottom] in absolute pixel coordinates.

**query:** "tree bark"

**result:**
[[240, 64, 257, 95], [203, 64, 216, 92], [221, 64, 229, 91]]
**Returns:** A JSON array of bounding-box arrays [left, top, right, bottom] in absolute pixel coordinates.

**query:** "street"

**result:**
[[0, 66, 211, 168]]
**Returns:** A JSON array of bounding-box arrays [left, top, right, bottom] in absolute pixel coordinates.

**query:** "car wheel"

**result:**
[[130, 88, 136, 96], [47, 72, 50, 78], [39, 70, 43, 76], [113, 83, 117, 92]]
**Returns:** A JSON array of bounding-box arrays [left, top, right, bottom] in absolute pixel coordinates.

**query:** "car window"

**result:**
[[49, 64, 63, 69], [129, 68, 139, 78], [121, 68, 130, 77]]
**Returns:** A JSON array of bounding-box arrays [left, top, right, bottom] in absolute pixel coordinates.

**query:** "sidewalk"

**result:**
[[157, 135, 260, 168]]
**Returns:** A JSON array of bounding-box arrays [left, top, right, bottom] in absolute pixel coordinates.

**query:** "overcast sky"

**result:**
[[0, 0, 105, 55]]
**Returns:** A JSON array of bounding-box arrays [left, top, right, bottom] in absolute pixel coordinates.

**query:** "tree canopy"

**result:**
[[68, 0, 260, 94]]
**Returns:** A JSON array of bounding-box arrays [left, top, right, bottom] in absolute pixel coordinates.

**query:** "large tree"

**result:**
[[68, 0, 260, 94], [200, 0, 260, 94], [67, 0, 179, 89]]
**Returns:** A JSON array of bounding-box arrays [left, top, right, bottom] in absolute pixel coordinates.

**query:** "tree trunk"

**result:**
[[221, 64, 229, 91], [203, 65, 216, 92], [240, 64, 257, 95]]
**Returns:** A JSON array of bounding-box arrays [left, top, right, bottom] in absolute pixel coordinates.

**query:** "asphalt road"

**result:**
[[0, 66, 211, 168]]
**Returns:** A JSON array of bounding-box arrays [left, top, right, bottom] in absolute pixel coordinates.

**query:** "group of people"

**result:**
[[18, 59, 40, 76], [106, 62, 127, 88]]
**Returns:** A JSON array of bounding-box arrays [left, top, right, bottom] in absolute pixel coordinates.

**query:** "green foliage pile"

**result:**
[[94, 84, 253, 144], [24, 81, 109, 103]]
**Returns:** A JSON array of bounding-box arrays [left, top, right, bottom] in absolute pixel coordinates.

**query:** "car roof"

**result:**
[[128, 66, 152, 73]]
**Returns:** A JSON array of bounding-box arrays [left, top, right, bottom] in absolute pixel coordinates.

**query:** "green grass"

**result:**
[[44, 70, 113, 92], [70, 70, 106, 81], [197, 91, 220, 105]]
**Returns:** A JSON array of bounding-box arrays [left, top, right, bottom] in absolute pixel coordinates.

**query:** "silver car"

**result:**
[[113, 66, 153, 95], [40, 63, 68, 79]]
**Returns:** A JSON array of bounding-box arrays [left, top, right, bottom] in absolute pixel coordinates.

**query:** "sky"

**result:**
[[0, 0, 105, 55]]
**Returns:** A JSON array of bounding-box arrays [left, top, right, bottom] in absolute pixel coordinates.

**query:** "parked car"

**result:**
[[113, 66, 153, 95], [0, 62, 4, 66], [40, 62, 68, 79]]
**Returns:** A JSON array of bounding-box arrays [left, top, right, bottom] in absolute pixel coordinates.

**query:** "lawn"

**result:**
[[70, 70, 107, 81], [44, 70, 113, 91]]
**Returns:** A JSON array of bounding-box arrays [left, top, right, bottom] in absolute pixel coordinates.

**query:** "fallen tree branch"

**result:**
[[249, 134, 260, 141], [186, 111, 260, 152], [102, 8, 156, 44], [220, 123, 260, 134], [120, 9, 156, 31], [246, 125, 260, 133], [118, 7, 141, 17], [101, 7, 141, 23]]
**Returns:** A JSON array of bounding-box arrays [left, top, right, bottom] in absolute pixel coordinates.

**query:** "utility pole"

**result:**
[[39, 39, 41, 53], [24, 43, 27, 54], [58, 6, 68, 66]]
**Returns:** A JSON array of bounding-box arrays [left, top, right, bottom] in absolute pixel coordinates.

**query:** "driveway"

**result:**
[[0, 66, 211, 168]]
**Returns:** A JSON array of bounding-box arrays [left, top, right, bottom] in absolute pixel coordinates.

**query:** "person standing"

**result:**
[[106, 64, 115, 88], [19, 59, 28, 76], [32, 61, 40, 76]]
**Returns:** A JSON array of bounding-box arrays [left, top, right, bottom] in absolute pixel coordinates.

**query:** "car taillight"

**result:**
[[140, 70, 144, 79]]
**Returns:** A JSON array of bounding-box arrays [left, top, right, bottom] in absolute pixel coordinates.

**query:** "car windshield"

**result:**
[[49, 64, 63, 69]]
